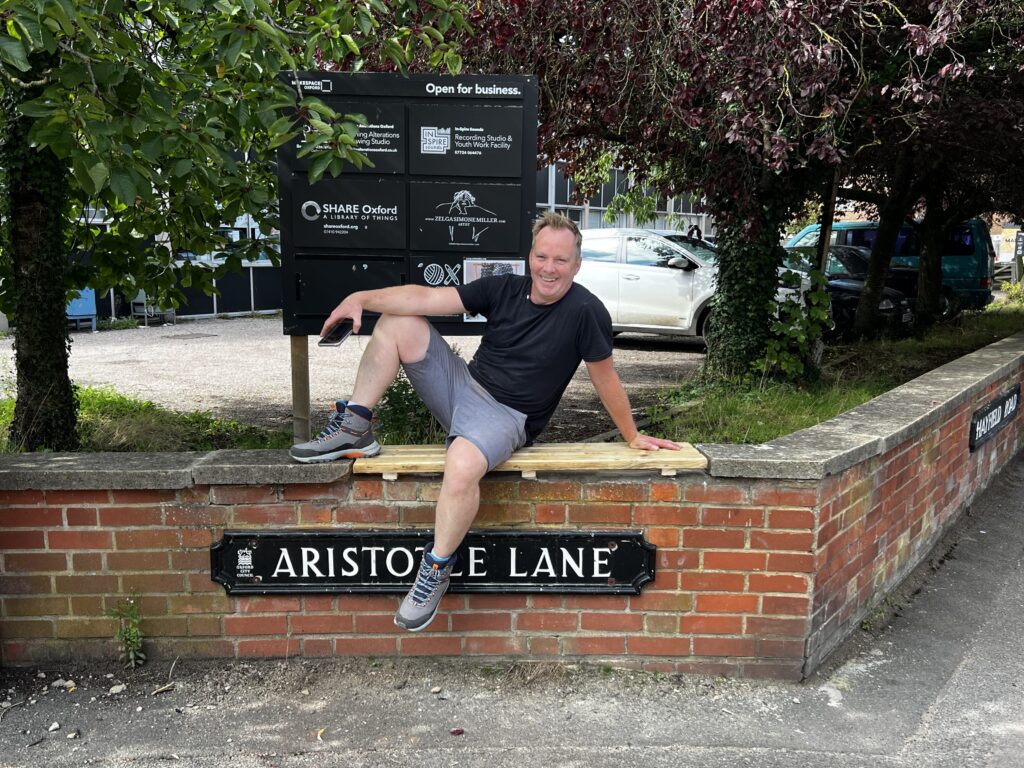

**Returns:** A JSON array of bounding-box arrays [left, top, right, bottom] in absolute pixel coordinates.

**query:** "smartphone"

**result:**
[[317, 320, 353, 347]]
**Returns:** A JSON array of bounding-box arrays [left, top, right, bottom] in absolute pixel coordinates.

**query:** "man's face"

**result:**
[[528, 226, 581, 305]]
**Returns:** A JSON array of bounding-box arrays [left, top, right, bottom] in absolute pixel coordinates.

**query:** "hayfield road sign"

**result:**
[[969, 384, 1020, 452]]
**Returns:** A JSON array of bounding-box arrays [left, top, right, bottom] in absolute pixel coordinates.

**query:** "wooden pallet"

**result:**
[[352, 442, 707, 480]]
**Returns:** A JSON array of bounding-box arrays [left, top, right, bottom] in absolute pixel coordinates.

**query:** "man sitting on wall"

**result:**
[[289, 212, 680, 631]]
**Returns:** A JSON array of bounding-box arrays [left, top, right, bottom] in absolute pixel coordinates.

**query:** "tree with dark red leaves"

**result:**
[[842, 2, 1024, 333], [461, 0, 1024, 372]]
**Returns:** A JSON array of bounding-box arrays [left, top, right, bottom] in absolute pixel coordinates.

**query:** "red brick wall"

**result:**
[[806, 369, 1023, 669], [3, 356, 1020, 679], [1, 476, 818, 680]]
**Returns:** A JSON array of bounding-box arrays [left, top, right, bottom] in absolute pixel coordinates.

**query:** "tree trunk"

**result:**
[[704, 190, 788, 377], [916, 183, 954, 330], [853, 152, 917, 338], [2, 60, 78, 451]]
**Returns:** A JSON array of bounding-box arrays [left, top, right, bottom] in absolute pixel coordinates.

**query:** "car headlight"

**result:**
[[878, 299, 894, 310]]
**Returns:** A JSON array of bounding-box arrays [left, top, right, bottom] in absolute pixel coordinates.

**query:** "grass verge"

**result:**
[[0, 387, 291, 453], [3, 306, 1022, 452], [648, 302, 1024, 445]]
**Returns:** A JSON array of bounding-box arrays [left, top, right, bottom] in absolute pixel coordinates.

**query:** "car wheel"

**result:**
[[698, 308, 714, 339], [940, 288, 961, 320]]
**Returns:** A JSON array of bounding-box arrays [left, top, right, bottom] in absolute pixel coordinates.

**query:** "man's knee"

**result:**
[[442, 438, 489, 489], [373, 314, 431, 364]]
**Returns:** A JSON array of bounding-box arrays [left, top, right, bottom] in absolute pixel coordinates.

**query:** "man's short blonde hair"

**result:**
[[532, 212, 582, 259]]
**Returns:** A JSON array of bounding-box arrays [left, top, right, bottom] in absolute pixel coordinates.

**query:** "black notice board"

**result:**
[[278, 73, 538, 336]]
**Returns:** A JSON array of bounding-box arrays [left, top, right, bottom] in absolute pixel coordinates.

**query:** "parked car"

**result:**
[[577, 228, 804, 338], [784, 245, 914, 338], [786, 219, 995, 310], [791, 244, 958, 317]]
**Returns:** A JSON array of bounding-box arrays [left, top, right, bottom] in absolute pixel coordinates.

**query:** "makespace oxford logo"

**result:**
[[300, 200, 321, 221]]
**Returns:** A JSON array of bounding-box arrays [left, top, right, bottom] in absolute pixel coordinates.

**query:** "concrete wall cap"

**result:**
[[0, 451, 201, 490], [0, 449, 351, 490], [192, 450, 351, 485], [1, 333, 1020, 488]]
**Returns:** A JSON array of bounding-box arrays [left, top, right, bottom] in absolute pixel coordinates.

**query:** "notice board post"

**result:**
[[278, 73, 538, 440]]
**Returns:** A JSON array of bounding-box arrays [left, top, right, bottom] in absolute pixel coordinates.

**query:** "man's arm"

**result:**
[[585, 356, 681, 451], [321, 285, 466, 336]]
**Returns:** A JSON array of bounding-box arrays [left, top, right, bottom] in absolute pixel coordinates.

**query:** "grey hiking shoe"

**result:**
[[289, 401, 380, 463], [394, 548, 456, 632]]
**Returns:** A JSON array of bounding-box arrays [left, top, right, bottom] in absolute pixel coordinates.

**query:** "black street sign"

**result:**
[[211, 529, 656, 595], [969, 384, 1020, 452]]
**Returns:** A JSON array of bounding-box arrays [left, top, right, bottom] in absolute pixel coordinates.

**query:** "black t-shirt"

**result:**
[[456, 274, 613, 440]]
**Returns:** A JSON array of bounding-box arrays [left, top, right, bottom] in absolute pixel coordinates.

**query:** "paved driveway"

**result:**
[[0, 317, 705, 440]]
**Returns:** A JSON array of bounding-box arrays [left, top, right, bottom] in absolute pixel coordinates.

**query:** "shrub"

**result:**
[[1001, 280, 1024, 304], [373, 370, 446, 444]]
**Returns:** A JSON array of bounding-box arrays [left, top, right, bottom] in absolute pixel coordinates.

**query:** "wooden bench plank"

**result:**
[[352, 442, 707, 477]]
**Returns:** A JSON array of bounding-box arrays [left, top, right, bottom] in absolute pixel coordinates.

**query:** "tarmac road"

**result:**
[[0, 316, 706, 440], [2, 453, 1023, 767]]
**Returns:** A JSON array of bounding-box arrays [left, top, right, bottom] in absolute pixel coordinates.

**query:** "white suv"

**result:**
[[577, 228, 720, 337]]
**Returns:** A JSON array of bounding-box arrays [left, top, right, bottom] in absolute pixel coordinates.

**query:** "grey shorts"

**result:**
[[402, 325, 528, 471]]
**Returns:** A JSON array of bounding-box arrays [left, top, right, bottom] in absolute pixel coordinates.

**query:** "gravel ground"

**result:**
[[0, 317, 705, 441]]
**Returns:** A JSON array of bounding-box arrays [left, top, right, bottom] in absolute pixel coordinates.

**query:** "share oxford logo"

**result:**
[[420, 126, 451, 154], [300, 200, 321, 221]]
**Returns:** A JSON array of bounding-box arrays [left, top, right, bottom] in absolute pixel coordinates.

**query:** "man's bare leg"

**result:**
[[431, 437, 490, 558], [394, 437, 488, 631], [290, 314, 431, 463], [348, 314, 431, 408]]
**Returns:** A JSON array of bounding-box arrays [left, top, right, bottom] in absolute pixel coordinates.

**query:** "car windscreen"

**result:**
[[830, 248, 869, 277], [660, 235, 717, 264]]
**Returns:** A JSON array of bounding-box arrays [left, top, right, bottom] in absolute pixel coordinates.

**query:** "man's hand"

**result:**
[[628, 433, 682, 452], [321, 294, 365, 336], [586, 357, 683, 452], [319, 286, 465, 338]]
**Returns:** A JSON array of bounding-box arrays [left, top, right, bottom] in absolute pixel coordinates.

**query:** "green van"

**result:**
[[786, 219, 995, 310]]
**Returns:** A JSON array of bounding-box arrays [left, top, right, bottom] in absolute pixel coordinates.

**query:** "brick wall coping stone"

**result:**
[[701, 331, 1024, 480], [0, 448, 352, 490], [2, 331, 1021, 489]]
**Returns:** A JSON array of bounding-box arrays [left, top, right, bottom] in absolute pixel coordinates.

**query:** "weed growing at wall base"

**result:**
[[110, 596, 146, 669]]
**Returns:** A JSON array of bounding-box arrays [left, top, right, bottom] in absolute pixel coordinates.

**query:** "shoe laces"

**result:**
[[314, 408, 347, 441], [410, 559, 447, 605]]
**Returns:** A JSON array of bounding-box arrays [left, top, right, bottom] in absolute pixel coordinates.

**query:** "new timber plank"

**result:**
[[352, 442, 707, 477]]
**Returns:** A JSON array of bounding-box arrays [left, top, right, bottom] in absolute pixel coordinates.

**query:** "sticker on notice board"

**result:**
[[409, 104, 522, 177], [409, 182, 521, 252], [462, 258, 526, 323], [291, 177, 406, 249]]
